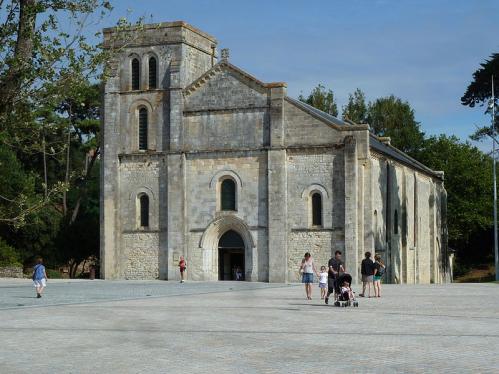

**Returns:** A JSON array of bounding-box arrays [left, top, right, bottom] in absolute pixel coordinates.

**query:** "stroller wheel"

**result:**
[[354, 302, 359, 307], [334, 301, 340, 307]]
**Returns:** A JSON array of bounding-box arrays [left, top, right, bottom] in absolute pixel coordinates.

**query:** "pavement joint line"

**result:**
[[0, 326, 498, 338], [0, 282, 300, 311]]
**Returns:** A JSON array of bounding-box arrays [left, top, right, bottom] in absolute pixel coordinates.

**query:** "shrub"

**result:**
[[0, 238, 21, 267], [46, 269, 63, 279]]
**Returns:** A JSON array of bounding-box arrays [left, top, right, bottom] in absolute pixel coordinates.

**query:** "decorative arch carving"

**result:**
[[301, 184, 329, 199], [199, 215, 255, 251], [209, 170, 243, 189], [128, 98, 155, 114], [129, 186, 155, 202]]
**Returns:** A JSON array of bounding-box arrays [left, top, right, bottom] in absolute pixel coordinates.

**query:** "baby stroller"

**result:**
[[333, 273, 359, 307]]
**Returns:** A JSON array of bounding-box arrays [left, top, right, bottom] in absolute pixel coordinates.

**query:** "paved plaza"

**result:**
[[0, 280, 498, 373]]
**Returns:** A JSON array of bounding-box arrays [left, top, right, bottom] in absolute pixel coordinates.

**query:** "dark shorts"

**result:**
[[328, 277, 337, 293], [302, 273, 314, 283], [180, 267, 186, 273]]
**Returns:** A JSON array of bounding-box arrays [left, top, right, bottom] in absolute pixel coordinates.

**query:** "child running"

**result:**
[[32, 257, 47, 298], [318, 266, 328, 299]]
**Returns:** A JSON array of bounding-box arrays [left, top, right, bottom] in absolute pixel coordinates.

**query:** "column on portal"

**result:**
[[344, 136, 359, 284], [267, 84, 287, 283]]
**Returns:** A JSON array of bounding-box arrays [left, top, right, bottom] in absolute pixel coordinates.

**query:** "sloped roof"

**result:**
[[369, 135, 443, 179], [183, 60, 286, 96], [284, 96, 350, 127], [285, 98, 443, 179], [183, 60, 443, 180]]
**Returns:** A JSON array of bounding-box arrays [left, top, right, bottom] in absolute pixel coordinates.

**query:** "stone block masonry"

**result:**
[[101, 21, 448, 283]]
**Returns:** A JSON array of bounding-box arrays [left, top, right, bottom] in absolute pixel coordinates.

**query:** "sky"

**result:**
[[99, 0, 499, 150]]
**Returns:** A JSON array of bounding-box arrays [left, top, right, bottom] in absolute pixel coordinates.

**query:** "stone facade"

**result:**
[[101, 21, 450, 283], [0, 266, 23, 278]]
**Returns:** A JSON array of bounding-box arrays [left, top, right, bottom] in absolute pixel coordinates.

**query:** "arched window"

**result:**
[[131, 58, 140, 90], [148, 57, 157, 89], [221, 179, 236, 211], [139, 194, 149, 227], [138, 108, 148, 150], [311, 192, 322, 226], [394, 209, 399, 235]]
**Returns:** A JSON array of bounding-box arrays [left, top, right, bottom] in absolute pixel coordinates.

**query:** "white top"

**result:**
[[302, 258, 314, 274], [319, 272, 328, 284]]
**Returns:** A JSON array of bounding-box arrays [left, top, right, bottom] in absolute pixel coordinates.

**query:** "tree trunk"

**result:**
[[0, 0, 38, 114], [63, 106, 72, 215], [42, 132, 48, 198], [69, 147, 99, 225]]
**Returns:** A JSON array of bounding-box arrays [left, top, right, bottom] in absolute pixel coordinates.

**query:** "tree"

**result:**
[[299, 84, 338, 117], [461, 53, 499, 141], [0, 0, 141, 226], [342, 88, 367, 123], [366, 95, 425, 157], [418, 135, 493, 262]]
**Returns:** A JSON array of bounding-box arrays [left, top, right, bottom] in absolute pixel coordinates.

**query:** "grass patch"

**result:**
[[455, 263, 496, 283]]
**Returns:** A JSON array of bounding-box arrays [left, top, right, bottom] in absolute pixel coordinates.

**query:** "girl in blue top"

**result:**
[[32, 257, 47, 298]]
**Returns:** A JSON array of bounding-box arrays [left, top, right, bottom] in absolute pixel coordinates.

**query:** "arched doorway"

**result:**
[[218, 230, 245, 280]]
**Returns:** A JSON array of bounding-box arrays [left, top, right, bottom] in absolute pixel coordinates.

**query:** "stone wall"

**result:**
[[288, 231, 333, 282], [0, 266, 23, 278], [368, 152, 445, 284], [184, 151, 268, 281], [102, 21, 447, 283], [122, 232, 160, 279]]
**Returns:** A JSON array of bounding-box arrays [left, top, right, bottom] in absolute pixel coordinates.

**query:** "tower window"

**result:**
[[148, 57, 157, 89], [312, 193, 322, 226], [139, 194, 149, 228], [138, 108, 148, 150], [221, 179, 236, 211], [131, 58, 140, 90]]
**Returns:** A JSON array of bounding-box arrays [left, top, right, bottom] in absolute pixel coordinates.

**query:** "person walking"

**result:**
[[179, 256, 186, 283], [299, 252, 318, 300], [325, 250, 345, 304], [359, 252, 374, 298], [318, 266, 328, 300], [373, 254, 386, 297], [32, 257, 47, 298]]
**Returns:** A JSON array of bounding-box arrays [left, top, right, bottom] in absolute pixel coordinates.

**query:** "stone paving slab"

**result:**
[[0, 280, 498, 373]]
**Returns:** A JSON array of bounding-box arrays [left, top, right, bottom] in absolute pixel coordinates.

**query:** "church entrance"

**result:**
[[218, 230, 245, 281]]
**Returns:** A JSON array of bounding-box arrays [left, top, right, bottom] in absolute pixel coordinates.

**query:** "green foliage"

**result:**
[[418, 135, 493, 260], [342, 88, 367, 123], [46, 268, 63, 279], [300, 82, 493, 266], [461, 53, 499, 141], [366, 95, 425, 157], [0, 237, 21, 267], [299, 84, 338, 117], [0, 0, 143, 226], [0, 1, 140, 274]]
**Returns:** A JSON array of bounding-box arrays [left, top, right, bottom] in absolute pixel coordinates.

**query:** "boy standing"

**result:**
[[32, 257, 47, 298]]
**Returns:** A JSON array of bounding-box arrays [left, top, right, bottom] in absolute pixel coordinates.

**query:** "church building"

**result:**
[[100, 21, 450, 284]]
